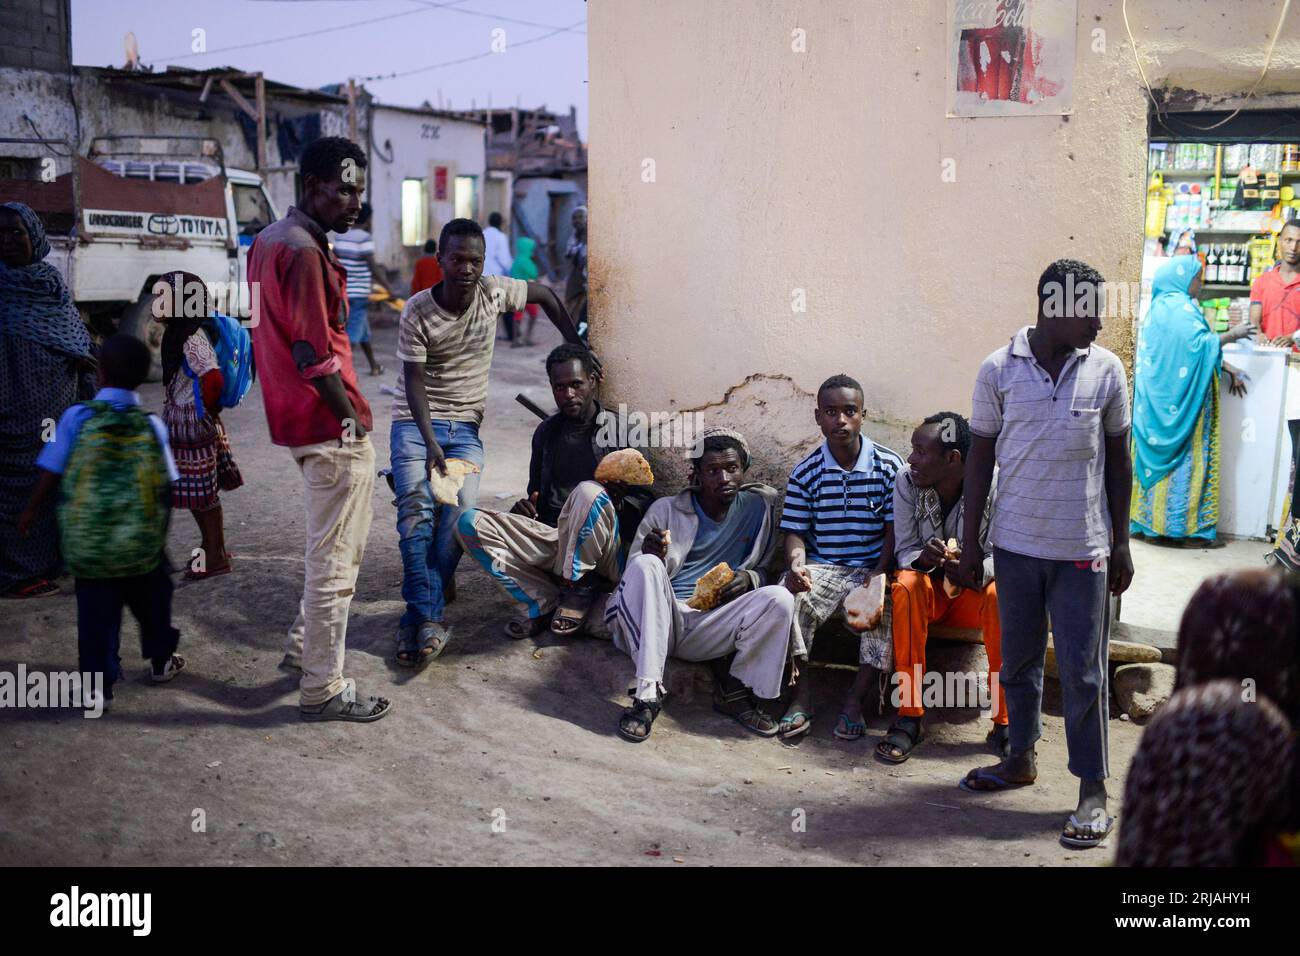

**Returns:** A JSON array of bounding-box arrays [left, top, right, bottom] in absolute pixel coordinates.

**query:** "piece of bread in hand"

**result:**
[[594, 448, 654, 486], [686, 562, 735, 611], [843, 574, 886, 631], [429, 458, 481, 505], [942, 537, 962, 598]]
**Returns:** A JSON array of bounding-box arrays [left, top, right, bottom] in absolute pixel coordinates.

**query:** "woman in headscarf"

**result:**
[[0, 201, 94, 598], [1130, 255, 1254, 542], [509, 236, 540, 347], [157, 271, 243, 581]]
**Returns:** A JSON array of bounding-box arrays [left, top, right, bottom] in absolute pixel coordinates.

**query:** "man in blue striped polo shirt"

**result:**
[[778, 374, 903, 741]]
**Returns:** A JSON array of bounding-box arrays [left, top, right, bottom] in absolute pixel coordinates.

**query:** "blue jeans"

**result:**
[[346, 296, 370, 344], [390, 419, 484, 627], [993, 547, 1111, 780]]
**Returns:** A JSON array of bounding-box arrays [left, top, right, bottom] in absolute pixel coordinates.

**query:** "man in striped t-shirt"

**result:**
[[955, 258, 1133, 851], [778, 374, 903, 741], [333, 203, 392, 377]]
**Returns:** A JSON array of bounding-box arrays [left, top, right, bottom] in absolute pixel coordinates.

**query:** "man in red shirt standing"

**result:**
[[248, 136, 390, 722]]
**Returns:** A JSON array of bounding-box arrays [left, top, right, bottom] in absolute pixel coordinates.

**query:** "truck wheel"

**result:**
[[117, 296, 165, 382]]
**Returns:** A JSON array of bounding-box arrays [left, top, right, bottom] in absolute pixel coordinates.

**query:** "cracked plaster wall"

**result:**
[[589, 0, 1300, 488]]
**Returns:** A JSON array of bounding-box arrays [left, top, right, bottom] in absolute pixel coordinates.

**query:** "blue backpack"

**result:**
[[183, 312, 254, 413]]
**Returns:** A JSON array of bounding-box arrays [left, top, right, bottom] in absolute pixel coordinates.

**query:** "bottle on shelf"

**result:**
[[1205, 245, 1219, 283]]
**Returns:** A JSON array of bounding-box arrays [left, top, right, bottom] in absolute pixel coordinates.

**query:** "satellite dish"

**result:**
[[124, 32, 139, 70]]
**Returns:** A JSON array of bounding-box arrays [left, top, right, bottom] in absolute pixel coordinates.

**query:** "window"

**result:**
[[401, 178, 428, 247], [231, 183, 272, 237], [455, 175, 477, 221]]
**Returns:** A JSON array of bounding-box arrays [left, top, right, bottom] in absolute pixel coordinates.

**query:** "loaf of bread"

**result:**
[[687, 562, 735, 611], [942, 537, 961, 598], [843, 574, 886, 631], [594, 448, 654, 486], [429, 458, 481, 505]]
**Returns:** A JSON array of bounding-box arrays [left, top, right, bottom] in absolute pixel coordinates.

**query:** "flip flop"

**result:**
[[778, 709, 813, 740], [833, 712, 866, 740], [1060, 812, 1115, 849]]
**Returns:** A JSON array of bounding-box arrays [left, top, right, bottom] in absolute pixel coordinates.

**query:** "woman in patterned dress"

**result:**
[[157, 271, 243, 581]]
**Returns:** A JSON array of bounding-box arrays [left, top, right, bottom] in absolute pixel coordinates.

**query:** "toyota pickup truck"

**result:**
[[0, 135, 277, 375]]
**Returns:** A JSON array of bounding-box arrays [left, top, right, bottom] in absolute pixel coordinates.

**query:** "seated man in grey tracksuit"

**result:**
[[604, 427, 795, 743]]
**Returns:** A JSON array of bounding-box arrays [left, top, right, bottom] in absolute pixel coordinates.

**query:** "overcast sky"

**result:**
[[70, 0, 589, 137]]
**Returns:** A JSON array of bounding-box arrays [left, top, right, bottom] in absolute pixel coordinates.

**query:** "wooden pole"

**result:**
[[347, 78, 358, 142], [254, 73, 267, 172]]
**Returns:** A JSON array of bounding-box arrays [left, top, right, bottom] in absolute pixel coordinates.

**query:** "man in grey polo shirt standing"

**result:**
[[954, 258, 1134, 851]]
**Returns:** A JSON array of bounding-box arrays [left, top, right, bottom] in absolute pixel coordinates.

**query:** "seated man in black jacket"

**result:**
[[456, 345, 653, 638]]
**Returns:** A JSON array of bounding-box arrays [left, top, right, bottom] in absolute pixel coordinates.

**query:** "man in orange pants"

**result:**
[[875, 412, 1007, 764]]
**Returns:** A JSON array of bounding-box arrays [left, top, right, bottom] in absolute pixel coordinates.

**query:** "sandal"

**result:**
[[369, 364, 386, 376], [184, 560, 233, 582], [300, 678, 392, 723], [1060, 812, 1115, 849], [504, 612, 552, 640], [986, 723, 1010, 757], [4, 578, 59, 598], [958, 757, 1038, 792], [618, 697, 661, 742], [395, 624, 419, 667], [416, 621, 452, 664], [551, 582, 598, 635], [875, 716, 924, 763], [713, 686, 780, 738], [833, 712, 866, 740], [778, 708, 814, 741]]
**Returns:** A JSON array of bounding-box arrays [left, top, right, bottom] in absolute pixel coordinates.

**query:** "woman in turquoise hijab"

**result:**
[[1131, 254, 1253, 541], [509, 236, 541, 346]]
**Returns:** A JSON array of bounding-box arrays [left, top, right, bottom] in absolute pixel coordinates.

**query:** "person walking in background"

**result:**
[[0, 201, 95, 600], [248, 136, 390, 723], [156, 271, 243, 582], [333, 202, 391, 377], [482, 211, 514, 343], [1131, 255, 1253, 544], [957, 259, 1133, 851], [509, 236, 541, 347], [411, 239, 442, 295], [565, 206, 588, 339], [19, 335, 185, 707]]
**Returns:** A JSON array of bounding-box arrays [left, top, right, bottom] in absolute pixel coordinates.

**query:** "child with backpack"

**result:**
[[18, 334, 185, 707], [157, 271, 246, 582]]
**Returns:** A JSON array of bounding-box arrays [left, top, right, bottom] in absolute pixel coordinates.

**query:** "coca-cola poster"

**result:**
[[947, 0, 1077, 117]]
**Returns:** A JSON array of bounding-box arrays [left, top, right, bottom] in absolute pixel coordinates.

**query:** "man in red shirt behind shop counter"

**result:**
[[1251, 219, 1300, 347]]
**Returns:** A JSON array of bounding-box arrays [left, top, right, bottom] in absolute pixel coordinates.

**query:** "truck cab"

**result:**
[[0, 136, 278, 374]]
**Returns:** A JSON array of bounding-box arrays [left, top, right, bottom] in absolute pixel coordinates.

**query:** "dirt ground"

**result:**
[[1, 316, 1142, 867]]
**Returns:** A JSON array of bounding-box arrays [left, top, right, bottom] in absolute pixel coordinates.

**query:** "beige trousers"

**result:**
[[283, 436, 376, 707], [455, 479, 621, 618]]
